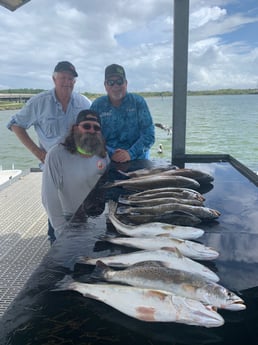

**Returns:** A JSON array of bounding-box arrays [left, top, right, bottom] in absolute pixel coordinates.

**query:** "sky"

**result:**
[[0, 0, 258, 93]]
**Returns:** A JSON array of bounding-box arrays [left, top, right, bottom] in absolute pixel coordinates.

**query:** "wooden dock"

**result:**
[[0, 171, 49, 317]]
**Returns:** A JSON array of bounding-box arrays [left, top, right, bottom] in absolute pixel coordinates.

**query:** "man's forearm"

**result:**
[[11, 125, 46, 162]]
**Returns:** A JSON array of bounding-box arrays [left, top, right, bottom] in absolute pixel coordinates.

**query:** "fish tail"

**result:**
[[118, 196, 131, 205], [117, 170, 130, 177], [76, 255, 91, 265], [108, 200, 118, 215], [102, 181, 115, 189], [91, 260, 111, 281], [116, 206, 132, 214], [52, 275, 76, 292]]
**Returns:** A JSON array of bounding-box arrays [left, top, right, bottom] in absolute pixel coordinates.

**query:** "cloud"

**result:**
[[0, 0, 258, 92]]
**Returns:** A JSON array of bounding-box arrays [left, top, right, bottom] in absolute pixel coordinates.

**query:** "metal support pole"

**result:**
[[172, 0, 189, 163]]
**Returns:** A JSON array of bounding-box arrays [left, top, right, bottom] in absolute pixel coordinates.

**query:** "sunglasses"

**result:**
[[79, 123, 101, 131], [106, 78, 125, 86]]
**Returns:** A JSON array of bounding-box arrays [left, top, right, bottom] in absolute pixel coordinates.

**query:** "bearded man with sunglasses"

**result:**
[[42, 110, 110, 239], [90, 64, 155, 163]]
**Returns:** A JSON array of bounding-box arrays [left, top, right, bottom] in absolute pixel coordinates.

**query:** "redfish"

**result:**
[[53, 275, 224, 327]]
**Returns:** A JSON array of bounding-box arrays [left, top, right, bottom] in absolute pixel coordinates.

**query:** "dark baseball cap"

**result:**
[[105, 64, 126, 80], [54, 61, 78, 77], [76, 110, 101, 125]]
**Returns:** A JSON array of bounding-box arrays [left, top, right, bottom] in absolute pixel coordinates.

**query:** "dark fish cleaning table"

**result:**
[[0, 159, 258, 345]]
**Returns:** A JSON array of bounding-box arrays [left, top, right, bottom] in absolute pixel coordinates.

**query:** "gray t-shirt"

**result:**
[[42, 144, 110, 236]]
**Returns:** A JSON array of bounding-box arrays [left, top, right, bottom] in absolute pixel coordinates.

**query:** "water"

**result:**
[[0, 94, 258, 172], [148, 94, 258, 172]]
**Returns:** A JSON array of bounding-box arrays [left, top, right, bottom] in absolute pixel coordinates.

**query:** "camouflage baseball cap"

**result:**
[[105, 64, 126, 79]]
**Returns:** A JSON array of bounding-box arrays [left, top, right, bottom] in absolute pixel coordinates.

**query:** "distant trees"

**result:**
[[0, 88, 45, 94], [187, 88, 258, 95]]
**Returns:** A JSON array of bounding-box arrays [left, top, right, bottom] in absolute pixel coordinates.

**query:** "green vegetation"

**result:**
[[0, 102, 24, 110], [0, 88, 45, 94], [188, 88, 258, 96]]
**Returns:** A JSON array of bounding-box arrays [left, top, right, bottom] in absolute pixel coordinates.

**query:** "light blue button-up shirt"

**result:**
[[7, 89, 91, 152]]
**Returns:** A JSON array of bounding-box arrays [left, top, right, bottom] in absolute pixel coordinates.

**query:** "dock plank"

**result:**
[[0, 172, 49, 316]]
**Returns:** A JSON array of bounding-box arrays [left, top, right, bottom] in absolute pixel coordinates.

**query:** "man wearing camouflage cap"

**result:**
[[91, 64, 155, 163]]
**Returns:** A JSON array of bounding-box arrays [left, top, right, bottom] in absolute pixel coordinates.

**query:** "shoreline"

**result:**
[[1, 89, 258, 111], [0, 104, 24, 111]]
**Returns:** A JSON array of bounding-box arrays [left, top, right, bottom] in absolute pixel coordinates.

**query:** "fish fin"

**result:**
[[173, 247, 184, 258], [161, 247, 184, 258], [52, 275, 75, 292], [99, 235, 115, 242], [102, 181, 115, 189], [96, 260, 109, 268], [64, 255, 85, 271], [155, 233, 170, 238], [91, 260, 112, 281], [76, 256, 91, 264]]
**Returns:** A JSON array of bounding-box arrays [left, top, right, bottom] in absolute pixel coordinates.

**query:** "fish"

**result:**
[[118, 167, 175, 178], [53, 275, 224, 327], [100, 236, 219, 260], [127, 187, 205, 201], [116, 204, 220, 220], [118, 168, 214, 184], [127, 189, 205, 202], [108, 200, 204, 240], [77, 247, 219, 282], [104, 175, 200, 191], [118, 195, 203, 207], [92, 261, 246, 311], [121, 212, 202, 226]]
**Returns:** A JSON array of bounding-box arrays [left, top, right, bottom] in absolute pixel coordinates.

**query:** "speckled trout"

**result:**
[[108, 200, 204, 240], [119, 168, 214, 184], [104, 175, 200, 191], [77, 247, 219, 282], [118, 195, 203, 206], [123, 212, 202, 226], [53, 275, 224, 327], [128, 187, 205, 201], [116, 203, 220, 220], [92, 261, 246, 311], [101, 236, 219, 260]]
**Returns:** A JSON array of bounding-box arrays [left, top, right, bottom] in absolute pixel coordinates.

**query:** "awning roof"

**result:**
[[0, 0, 30, 11]]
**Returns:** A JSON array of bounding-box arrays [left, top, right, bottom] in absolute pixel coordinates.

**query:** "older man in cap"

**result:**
[[7, 61, 91, 165], [42, 109, 110, 239], [90, 64, 155, 163], [7, 61, 91, 242]]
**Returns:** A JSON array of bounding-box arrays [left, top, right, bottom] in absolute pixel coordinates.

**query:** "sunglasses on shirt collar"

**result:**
[[105, 78, 125, 86]]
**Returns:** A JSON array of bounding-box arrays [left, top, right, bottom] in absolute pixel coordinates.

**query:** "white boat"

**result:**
[[0, 169, 22, 186]]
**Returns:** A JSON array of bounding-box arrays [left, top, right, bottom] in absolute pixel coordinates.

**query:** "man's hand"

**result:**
[[33, 147, 47, 163], [111, 149, 130, 163]]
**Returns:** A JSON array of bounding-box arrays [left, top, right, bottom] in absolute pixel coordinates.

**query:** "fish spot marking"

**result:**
[[136, 306, 156, 321]]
